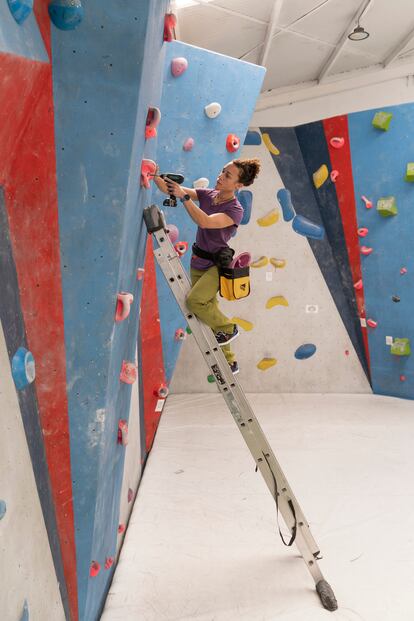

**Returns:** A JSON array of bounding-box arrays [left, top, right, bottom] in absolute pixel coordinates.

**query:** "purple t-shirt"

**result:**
[[191, 188, 244, 270]]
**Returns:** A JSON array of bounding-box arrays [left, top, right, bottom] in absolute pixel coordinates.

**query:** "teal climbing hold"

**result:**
[[295, 344, 317, 360], [7, 0, 33, 24], [0, 500, 6, 520], [376, 196, 397, 217], [12, 347, 36, 390], [390, 338, 411, 356], [277, 188, 296, 222], [244, 130, 262, 146], [48, 0, 84, 31], [20, 600, 29, 621], [292, 215, 325, 240]]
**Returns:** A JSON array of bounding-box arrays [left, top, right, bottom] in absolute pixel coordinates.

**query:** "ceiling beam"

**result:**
[[189, 1, 267, 25], [383, 26, 414, 67], [317, 0, 373, 84], [259, 0, 284, 67]]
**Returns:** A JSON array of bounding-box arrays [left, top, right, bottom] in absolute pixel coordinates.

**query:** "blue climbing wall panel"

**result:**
[[349, 104, 414, 399], [154, 41, 265, 382]]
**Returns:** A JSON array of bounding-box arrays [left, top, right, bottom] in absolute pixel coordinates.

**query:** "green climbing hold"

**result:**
[[207, 374, 215, 383], [390, 338, 411, 356], [376, 196, 397, 217], [405, 163, 414, 182], [186, 326, 192, 334], [372, 111, 393, 131]]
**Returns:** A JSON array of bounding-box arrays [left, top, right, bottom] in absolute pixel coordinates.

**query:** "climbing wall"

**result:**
[[173, 107, 413, 400], [171, 130, 372, 394], [151, 40, 266, 385], [0, 1, 169, 620]]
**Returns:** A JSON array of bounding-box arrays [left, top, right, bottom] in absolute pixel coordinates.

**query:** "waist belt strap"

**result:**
[[192, 243, 215, 261]]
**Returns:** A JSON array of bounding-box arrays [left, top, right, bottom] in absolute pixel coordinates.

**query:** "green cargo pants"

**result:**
[[187, 266, 236, 364]]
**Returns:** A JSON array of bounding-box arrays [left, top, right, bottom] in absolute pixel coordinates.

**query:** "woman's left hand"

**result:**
[[165, 179, 185, 198]]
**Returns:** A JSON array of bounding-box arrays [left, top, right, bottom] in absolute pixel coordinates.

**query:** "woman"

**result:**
[[154, 158, 260, 375]]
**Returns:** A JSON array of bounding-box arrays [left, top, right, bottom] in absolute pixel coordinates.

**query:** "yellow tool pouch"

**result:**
[[219, 266, 250, 301]]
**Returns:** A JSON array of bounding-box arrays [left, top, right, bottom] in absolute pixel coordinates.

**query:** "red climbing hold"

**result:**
[[360, 246, 373, 255], [118, 524, 126, 534], [354, 279, 363, 290], [330, 136, 345, 149], [226, 134, 240, 153], [367, 319, 378, 328], [330, 170, 339, 182], [105, 557, 114, 570], [117, 420, 128, 445], [145, 107, 161, 140], [120, 361, 137, 384], [115, 292, 134, 322], [174, 241, 188, 256], [400, 267, 408, 275], [140, 159, 157, 189], [361, 195, 373, 209], [163, 13, 177, 42], [90, 561, 101, 578], [357, 228, 369, 237], [400, 375, 406, 382]]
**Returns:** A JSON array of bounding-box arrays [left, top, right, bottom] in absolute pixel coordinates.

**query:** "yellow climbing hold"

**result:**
[[266, 296, 288, 309], [313, 164, 329, 189], [250, 256, 268, 268], [262, 133, 280, 155], [231, 317, 253, 331], [256, 209, 279, 227], [257, 357, 277, 371], [269, 258, 286, 269]]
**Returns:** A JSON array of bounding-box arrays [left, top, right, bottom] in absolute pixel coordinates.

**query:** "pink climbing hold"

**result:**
[[175, 241, 188, 256], [345, 350, 350, 356], [167, 224, 179, 244], [145, 107, 161, 140], [330, 170, 339, 182], [118, 524, 126, 534], [360, 246, 373, 255], [400, 267, 407, 275], [105, 557, 114, 570], [175, 328, 186, 341], [226, 133, 240, 153], [354, 279, 363, 290], [230, 252, 251, 268], [357, 227, 369, 237], [330, 136, 345, 149], [400, 375, 406, 382], [367, 318, 378, 328], [140, 159, 157, 189], [361, 195, 373, 209], [115, 292, 134, 322], [163, 13, 177, 42], [117, 420, 128, 446], [171, 57, 188, 77], [120, 361, 137, 384], [136, 268, 145, 281], [90, 561, 101, 578], [183, 137, 194, 151]]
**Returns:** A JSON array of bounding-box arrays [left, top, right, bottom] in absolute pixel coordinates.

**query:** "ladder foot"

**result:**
[[316, 579, 338, 611]]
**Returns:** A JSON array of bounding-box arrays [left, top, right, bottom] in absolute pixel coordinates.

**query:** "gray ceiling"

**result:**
[[173, 0, 414, 92]]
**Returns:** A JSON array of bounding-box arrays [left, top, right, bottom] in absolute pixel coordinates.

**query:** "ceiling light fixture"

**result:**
[[348, 21, 370, 41]]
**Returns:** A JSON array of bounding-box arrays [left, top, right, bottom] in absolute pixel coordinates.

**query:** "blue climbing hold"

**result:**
[[7, 0, 33, 24], [244, 130, 262, 146], [48, 0, 84, 31], [20, 600, 29, 621], [12, 347, 36, 390], [277, 188, 296, 222], [295, 344, 317, 360], [238, 190, 252, 225], [292, 215, 325, 240], [0, 500, 6, 520]]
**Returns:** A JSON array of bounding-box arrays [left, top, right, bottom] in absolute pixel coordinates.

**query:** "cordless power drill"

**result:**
[[159, 173, 185, 207]]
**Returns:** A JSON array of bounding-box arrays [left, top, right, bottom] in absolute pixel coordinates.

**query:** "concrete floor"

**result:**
[[102, 393, 414, 621]]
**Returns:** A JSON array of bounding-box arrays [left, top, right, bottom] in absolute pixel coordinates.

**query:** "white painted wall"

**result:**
[[170, 140, 371, 395], [0, 326, 65, 621], [253, 63, 414, 126]]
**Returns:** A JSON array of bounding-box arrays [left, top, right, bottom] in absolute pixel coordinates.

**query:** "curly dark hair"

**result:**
[[233, 158, 261, 186]]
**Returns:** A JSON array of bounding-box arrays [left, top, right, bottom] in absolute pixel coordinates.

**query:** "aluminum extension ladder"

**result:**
[[143, 204, 338, 612]]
